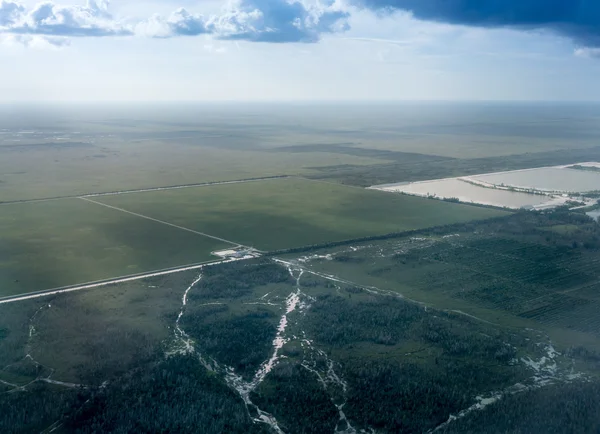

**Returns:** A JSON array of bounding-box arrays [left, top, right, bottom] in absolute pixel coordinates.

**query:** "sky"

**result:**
[[1, 0, 600, 102]]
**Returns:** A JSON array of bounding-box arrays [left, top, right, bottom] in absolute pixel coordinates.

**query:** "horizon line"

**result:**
[[2, 99, 600, 105]]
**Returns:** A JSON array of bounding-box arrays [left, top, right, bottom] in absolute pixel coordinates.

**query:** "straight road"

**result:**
[[0, 256, 250, 305]]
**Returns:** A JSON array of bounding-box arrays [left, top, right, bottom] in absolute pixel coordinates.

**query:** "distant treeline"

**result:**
[[266, 214, 515, 256], [268, 207, 600, 257], [309, 145, 600, 187]]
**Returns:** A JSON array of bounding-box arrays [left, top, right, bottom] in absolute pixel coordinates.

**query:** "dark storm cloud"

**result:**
[[353, 0, 600, 46]]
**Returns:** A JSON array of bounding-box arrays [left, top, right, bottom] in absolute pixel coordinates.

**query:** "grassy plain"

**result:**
[[94, 177, 508, 251], [3, 103, 600, 202], [0, 141, 387, 202], [0, 199, 229, 296], [264, 103, 600, 158], [308, 145, 600, 187]]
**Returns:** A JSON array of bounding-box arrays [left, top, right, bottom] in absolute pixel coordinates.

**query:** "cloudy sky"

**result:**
[[1, 0, 600, 102]]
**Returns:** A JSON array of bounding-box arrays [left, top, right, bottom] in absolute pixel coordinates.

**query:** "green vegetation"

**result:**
[[309, 145, 600, 187], [93, 177, 508, 251], [0, 271, 192, 384], [0, 138, 386, 203], [0, 199, 229, 296], [65, 356, 267, 434], [5, 104, 600, 202], [0, 271, 214, 433], [304, 294, 527, 433], [290, 209, 600, 348], [166, 259, 554, 433], [190, 261, 294, 300], [251, 363, 339, 434], [184, 306, 279, 377], [182, 262, 294, 377], [0, 383, 83, 434], [441, 382, 600, 433], [0, 245, 598, 433], [3, 105, 600, 433]]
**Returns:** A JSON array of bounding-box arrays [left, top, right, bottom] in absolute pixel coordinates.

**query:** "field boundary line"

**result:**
[[78, 196, 245, 247], [0, 175, 289, 206], [81, 175, 289, 198], [295, 175, 375, 191], [0, 257, 248, 305]]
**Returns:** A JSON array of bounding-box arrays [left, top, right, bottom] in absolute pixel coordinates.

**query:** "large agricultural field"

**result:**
[[0, 177, 505, 297], [0, 198, 232, 296], [90, 177, 508, 251]]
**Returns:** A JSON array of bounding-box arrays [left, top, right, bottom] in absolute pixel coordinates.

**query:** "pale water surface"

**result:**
[[377, 179, 552, 209], [473, 167, 600, 193]]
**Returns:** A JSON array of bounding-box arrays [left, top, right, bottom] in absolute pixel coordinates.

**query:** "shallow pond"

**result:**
[[377, 178, 552, 209], [473, 167, 600, 193]]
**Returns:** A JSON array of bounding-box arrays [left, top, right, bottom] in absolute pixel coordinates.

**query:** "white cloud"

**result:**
[[0, 0, 131, 37], [136, 8, 209, 38], [1, 0, 350, 44], [204, 43, 227, 53], [0, 32, 69, 48], [575, 47, 600, 59], [139, 0, 350, 42], [0, 0, 24, 26]]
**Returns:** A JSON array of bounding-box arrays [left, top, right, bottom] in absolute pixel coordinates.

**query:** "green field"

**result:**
[[0, 178, 506, 297], [93, 177, 509, 251], [0, 199, 230, 296]]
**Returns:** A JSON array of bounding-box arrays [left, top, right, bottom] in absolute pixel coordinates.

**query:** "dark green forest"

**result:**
[[441, 382, 600, 433], [64, 356, 267, 434]]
